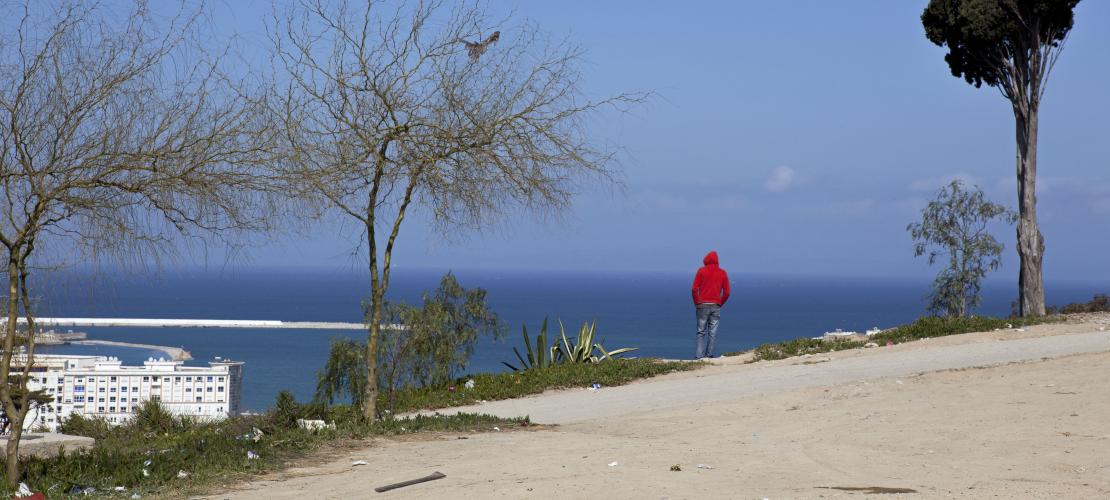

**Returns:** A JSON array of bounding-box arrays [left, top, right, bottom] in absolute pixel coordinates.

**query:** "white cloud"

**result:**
[[763, 165, 798, 192]]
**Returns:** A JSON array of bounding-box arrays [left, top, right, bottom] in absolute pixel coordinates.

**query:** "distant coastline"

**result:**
[[69, 339, 192, 361]]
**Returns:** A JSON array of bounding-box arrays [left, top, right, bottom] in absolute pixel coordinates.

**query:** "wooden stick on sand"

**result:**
[[374, 471, 446, 493]]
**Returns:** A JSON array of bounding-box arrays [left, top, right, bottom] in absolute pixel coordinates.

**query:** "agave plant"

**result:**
[[503, 318, 638, 371], [552, 320, 637, 364], [501, 318, 553, 371]]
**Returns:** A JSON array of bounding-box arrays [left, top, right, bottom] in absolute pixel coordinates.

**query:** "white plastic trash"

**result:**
[[464, 379, 475, 389], [352, 460, 368, 466], [608, 461, 619, 467]]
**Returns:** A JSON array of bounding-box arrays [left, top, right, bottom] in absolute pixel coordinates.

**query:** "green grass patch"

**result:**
[[869, 315, 1058, 345], [385, 358, 700, 414], [4, 405, 525, 499], [735, 315, 1061, 362], [749, 336, 866, 361]]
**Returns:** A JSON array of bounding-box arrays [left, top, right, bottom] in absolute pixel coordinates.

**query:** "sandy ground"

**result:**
[[205, 315, 1110, 499]]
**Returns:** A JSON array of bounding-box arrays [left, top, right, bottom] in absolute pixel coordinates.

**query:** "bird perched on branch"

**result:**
[[462, 31, 500, 61]]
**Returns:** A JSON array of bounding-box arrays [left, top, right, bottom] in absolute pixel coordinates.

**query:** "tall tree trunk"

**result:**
[[4, 419, 22, 487], [363, 290, 381, 420], [2, 263, 21, 487], [1014, 108, 1046, 317], [363, 213, 381, 421]]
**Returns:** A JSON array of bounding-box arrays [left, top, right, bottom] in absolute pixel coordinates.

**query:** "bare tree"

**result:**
[[270, 0, 638, 420], [0, 1, 274, 483]]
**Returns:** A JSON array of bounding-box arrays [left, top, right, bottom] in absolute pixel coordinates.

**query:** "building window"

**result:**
[[75, 396, 85, 403], [110, 388, 116, 393], [185, 377, 192, 382], [174, 377, 181, 382], [98, 398, 105, 403], [185, 388, 191, 393], [217, 386, 224, 392], [207, 376, 213, 382], [163, 377, 170, 382], [143, 376, 150, 382], [109, 407, 116, 412], [207, 387, 213, 392], [109, 397, 116, 402], [218, 377, 225, 382], [98, 387, 105, 393], [195, 396, 202, 402], [98, 406, 105, 412], [74, 385, 85, 393], [76, 377, 84, 382], [121, 387, 128, 392], [132, 386, 138, 392], [131, 397, 138, 402]]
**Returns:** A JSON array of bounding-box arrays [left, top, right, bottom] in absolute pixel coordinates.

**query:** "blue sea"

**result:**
[[35, 267, 1105, 411]]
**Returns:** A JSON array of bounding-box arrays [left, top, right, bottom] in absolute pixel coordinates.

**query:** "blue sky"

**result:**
[[212, 1, 1109, 282]]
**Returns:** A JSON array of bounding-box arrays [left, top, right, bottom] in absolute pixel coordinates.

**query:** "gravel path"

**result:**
[[434, 329, 1110, 424]]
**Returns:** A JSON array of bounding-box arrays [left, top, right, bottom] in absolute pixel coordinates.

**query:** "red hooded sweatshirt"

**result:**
[[692, 251, 730, 306]]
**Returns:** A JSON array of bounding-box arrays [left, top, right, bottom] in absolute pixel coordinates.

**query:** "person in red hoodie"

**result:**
[[691, 250, 730, 359]]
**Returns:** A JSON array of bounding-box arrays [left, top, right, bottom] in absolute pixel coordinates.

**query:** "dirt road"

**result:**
[[207, 317, 1110, 499]]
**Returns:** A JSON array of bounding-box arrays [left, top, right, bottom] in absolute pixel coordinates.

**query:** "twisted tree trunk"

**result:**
[[1013, 106, 1046, 317]]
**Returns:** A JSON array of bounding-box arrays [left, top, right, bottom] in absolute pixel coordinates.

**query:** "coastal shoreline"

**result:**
[[70, 339, 193, 361]]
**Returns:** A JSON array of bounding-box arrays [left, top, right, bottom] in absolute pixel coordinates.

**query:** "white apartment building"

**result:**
[[19, 354, 244, 433]]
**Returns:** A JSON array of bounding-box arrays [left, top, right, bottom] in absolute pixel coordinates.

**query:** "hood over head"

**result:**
[[703, 250, 719, 266]]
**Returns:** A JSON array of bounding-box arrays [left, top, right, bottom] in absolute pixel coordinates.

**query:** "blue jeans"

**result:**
[[695, 304, 721, 358]]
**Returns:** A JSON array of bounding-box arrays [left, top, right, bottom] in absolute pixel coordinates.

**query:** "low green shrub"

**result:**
[[57, 412, 111, 440], [751, 336, 865, 361], [740, 314, 1061, 362], [869, 315, 1057, 345], [269, 390, 303, 429], [132, 400, 183, 434], [388, 358, 699, 414], [1048, 294, 1110, 314], [13, 410, 524, 498]]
